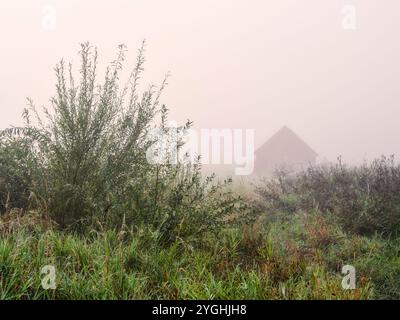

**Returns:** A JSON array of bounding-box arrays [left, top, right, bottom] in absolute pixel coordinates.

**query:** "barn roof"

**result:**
[[255, 126, 317, 158]]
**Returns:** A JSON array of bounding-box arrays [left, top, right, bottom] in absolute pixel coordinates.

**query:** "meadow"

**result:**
[[1, 202, 399, 299], [0, 43, 399, 299]]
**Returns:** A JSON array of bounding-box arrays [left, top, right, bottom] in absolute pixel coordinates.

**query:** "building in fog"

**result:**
[[254, 126, 317, 175]]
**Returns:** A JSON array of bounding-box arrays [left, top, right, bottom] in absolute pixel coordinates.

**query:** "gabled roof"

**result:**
[[255, 126, 317, 158]]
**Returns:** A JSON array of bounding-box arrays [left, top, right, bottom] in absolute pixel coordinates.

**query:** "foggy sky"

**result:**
[[1, 0, 400, 164]]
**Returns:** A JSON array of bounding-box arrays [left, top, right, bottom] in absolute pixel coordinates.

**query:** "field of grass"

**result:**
[[1, 210, 398, 300]]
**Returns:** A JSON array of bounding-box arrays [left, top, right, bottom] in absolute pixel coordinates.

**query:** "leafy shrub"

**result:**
[[0, 131, 36, 212], [0, 42, 240, 244]]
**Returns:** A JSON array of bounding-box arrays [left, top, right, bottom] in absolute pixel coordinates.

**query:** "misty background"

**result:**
[[1, 0, 399, 165]]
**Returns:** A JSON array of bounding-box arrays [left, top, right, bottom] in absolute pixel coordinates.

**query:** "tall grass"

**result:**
[[2, 210, 394, 300]]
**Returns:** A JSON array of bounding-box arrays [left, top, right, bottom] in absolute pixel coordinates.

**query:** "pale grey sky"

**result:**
[[1, 0, 400, 163]]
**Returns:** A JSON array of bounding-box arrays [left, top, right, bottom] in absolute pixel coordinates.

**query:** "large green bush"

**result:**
[[0, 42, 240, 243]]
